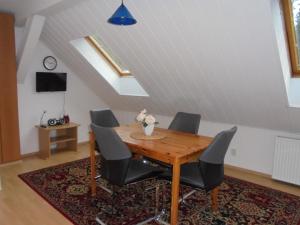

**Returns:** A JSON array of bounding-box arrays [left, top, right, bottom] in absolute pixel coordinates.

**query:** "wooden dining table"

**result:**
[[89, 123, 213, 225]]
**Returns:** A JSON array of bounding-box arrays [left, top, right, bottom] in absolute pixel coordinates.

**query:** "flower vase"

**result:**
[[143, 124, 154, 136]]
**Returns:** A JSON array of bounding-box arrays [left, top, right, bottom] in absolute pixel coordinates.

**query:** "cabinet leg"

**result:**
[[39, 130, 50, 159]]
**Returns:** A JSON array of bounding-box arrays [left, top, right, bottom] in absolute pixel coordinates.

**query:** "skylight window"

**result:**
[[85, 36, 131, 76], [71, 36, 148, 97], [282, 0, 300, 76]]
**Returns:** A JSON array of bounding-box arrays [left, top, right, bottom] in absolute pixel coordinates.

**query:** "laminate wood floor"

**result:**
[[0, 143, 299, 225]]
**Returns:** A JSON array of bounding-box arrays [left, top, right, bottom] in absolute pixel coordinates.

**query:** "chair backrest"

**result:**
[[168, 112, 201, 134], [90, 109, 120, 127], [91, 124, 132, 186], [199, 126, 237, 190]]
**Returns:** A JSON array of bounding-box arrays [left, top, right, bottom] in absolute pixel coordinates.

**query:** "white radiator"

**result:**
[[272, 136, 300, 185]]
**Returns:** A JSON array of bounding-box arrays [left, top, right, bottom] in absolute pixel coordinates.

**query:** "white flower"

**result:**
[[136, 111, 146, 122], [136, 109, 158, 127], [145, 114, 156, 125]]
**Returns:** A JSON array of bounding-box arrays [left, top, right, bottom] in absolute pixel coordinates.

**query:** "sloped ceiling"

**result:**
[[0, 0, 62, 25], [21, 0, 300, 132]]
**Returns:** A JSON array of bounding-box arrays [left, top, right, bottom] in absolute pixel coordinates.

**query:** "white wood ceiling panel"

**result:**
[[39, 0, 300, 132]]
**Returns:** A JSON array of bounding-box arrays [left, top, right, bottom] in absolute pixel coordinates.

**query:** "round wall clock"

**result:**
[[43, 56, 57, 71]]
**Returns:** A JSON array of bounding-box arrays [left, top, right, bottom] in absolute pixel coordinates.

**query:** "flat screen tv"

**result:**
[[36, 72, 67, 92]]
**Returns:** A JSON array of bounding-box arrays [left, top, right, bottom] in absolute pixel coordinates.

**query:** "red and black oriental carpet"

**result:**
[[19, 158, 300, 225]]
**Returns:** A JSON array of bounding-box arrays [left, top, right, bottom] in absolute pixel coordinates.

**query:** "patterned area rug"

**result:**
[[19, 157, 300, 225]]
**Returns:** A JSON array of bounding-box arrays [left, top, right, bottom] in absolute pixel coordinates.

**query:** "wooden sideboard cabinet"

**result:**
[[36, 122, 80, 159]]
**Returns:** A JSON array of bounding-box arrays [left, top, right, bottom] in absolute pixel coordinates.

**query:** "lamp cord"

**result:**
[[40, 110, 47, 126], [63, 92, 66, 116]]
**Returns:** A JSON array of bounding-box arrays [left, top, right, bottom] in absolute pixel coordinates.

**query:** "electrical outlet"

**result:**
[[231, 148, 237, 156]]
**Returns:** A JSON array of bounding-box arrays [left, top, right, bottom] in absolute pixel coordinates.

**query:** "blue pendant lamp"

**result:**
[[108, 0, 137, 25]]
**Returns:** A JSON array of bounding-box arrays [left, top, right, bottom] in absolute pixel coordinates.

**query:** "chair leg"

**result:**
[[179, 186, 189, 207], [95, 174, 113, 194], [150, 181, 167, 224], [141, 181, 146, 202], [111, 187, 115, 215], [95, 186, 116, 225], [179, 187, 196, 208], [96, 180, 167, 225], [110, 186, 119, 215], [126, 181, 169, 225], [211, 187, 219, 211]]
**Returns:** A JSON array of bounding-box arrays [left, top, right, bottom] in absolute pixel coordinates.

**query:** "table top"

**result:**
[[114, 124, 213, 164], [130, 131, 167, 140], [36, 122, 80, 130]]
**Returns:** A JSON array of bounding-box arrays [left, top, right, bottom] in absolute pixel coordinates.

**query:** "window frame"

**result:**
[[85, 36, 131, 77], [282, 0, 300, 76]]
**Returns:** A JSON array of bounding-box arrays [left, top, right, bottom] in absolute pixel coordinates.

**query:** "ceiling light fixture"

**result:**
[[108, 0, 137, 25]]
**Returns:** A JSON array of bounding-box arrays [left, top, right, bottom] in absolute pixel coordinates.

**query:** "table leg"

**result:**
[[89, 131, 97, 196], [211, 187, 219, 211], [170, 159, 180, 225]]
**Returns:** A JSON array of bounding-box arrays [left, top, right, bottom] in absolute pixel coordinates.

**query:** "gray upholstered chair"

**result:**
[[90, 108, 120, 128], [168, 112, 201, 134], [144, 112, 201, 167], [90, 108, 119, 151], [91, 124, 162, 224], [89, 109, 120, 193], [160, 126, 237, 211]]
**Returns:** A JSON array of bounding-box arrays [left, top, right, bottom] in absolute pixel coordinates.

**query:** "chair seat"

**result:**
[[159, 162, 205, 189], [144, 156, 171, 168], [124, 159, 162, 184], [180, 162, 205, 188]]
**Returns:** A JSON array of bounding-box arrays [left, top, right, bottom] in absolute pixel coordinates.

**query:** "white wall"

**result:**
[[15, 27, 107, 154], [114, 110, 300, 175]]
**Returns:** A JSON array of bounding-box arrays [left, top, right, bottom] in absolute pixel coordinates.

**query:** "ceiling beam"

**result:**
[[17, 15, 45, 83]]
